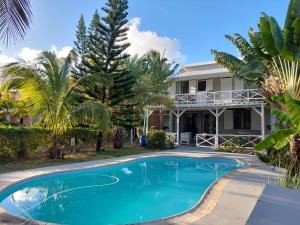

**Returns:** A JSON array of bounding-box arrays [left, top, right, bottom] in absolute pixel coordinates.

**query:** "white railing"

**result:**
[[173, 89, 265, 107], [166, 132, 179, 146], [196, 134, 262, 148]]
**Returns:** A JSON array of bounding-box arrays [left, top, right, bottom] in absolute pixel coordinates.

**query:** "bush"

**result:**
[[63, 128, 98, 149], [0, 127, 98, 161], [147, 130, 166, 149], [0, 127, 51, 161]]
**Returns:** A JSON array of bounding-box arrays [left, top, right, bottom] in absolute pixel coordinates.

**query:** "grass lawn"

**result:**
[[0, 146, 159, 174]]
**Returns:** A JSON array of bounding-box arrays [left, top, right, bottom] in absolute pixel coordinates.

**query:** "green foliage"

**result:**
[[0, 0, 32, 45], [212, 0, 300, 87], [0, 127, 98, 161], [62, 128, 98, 148], [3, 51, 111, 158], [128, 50, 178, 109], [0, 127, 51, 161], [146, 130, 166, 149], [255, 94, 300, 151], [74, 0, 136, 129], [74, 14, 88, 56]]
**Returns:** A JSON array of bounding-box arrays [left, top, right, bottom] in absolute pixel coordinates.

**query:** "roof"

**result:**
[[168, 67, 230, 81], [183, 60, 217, 68]]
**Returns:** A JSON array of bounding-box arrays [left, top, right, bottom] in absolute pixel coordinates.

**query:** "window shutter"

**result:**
[[206, 79, 213, 91]]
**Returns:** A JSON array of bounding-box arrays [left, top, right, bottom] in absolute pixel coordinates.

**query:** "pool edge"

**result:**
[[0, 152, 252, 225]]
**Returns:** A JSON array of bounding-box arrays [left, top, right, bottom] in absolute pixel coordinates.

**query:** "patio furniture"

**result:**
[[180, 132, 192, 145]]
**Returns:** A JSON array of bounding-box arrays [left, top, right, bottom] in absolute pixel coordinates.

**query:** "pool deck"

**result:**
[[0, 147, 279, 225]]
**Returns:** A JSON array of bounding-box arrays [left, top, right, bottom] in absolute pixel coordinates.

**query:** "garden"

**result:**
[[0, 0, 177, 172]]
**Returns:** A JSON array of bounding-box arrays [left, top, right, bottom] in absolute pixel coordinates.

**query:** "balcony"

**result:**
[[172, 89, 265, 108]]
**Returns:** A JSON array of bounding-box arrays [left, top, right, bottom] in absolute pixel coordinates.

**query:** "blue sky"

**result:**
[[0, 0, 289, 65]]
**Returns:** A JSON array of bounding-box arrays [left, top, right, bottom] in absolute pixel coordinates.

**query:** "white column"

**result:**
[[146, 110, 150, 135], [143, 109, 147, 133], [176, 110, 180, 144], [261, 104, 265, 139], [215, 108, 219, 147], [172, 109, 186, 146]]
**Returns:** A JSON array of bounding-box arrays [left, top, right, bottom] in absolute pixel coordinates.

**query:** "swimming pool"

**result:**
[[0, 156, 246, 225]]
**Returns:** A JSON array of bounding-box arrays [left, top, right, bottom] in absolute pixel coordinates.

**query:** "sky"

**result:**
[[0, 0, 289, 65]]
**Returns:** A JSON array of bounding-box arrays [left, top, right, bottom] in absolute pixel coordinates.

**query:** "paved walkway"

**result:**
[[0, 147, 279, 225]]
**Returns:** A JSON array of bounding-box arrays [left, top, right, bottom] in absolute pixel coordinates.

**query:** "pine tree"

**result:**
[[73, 0, 137, 148], [99, 0, 135, 106], [74, 14, 88, 56]]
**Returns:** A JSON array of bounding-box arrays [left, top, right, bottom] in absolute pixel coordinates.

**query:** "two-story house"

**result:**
[[144, 61, 270, 148]]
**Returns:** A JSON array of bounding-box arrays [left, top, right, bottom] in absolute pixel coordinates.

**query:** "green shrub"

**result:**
[[0, 127, 98, 161], [62, 128, 97, 149], [0, 127, 51, 161], [147, 130, 166, 149]]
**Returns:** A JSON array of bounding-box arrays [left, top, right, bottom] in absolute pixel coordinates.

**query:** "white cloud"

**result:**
[[50, 45, 73, 58], [19, 47, 42, 62], [0, 55, 16, 64], [0, 46, 73, 65], [126, 17, 185, 63]]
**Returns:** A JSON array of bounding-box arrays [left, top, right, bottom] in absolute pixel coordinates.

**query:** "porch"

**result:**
[[144, 89, 267, 148]]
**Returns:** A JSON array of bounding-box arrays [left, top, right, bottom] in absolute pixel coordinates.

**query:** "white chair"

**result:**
[[180, 132, 192, 145]]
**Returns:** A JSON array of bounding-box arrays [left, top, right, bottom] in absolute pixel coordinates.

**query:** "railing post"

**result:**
[[261, 103, 265, 139], [215, 108, 219, 147]]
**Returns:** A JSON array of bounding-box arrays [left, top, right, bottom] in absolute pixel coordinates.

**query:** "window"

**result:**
[[233, 109, 251, 130], [198, 80, 206, 92], [176, 81, 189, 94]]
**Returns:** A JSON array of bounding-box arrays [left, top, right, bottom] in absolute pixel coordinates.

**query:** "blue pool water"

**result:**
[[0, 157, 246, 225]]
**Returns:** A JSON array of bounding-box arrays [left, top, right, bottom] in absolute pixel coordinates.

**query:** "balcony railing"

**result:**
[[172, 89, 265, 107], [196, 134, 262, 148]]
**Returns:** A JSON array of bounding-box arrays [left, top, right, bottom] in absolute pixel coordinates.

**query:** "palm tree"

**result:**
[[255, 58, 300, 173], [211, 0, 300, 109], [128, 50, 178, 130], [3, 51, 111, 158], [0, 0, 32, 45]]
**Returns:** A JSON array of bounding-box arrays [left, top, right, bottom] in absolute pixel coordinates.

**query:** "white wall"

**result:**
[[234, 79, 244, 90], [221, 77, 232, 91], [189, 80, 197, 94], [168, 82, 176, 95]]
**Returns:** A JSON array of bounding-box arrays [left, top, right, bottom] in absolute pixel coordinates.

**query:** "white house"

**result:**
[[144, 61, 270, 148]]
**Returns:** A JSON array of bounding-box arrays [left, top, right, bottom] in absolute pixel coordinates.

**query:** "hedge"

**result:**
[[0, 127, 98, 161], [146, 130, 166, 149]]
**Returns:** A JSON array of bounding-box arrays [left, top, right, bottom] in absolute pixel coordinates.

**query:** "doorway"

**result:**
[[203, 112, 215, 134]]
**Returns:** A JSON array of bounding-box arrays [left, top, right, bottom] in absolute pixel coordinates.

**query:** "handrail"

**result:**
[[171, 89, 265, 106]]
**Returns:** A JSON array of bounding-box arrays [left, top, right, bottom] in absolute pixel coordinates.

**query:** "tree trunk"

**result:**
[[113, 127, 123, 149], [96, 130, 103, 152], [49, 134, 59, 159]]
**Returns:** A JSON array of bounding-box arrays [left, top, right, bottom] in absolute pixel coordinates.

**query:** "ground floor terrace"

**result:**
[[0, 148, 280, 225], [145, 104, 271, 148]]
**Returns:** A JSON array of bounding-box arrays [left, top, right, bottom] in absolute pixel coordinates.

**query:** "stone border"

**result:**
[[0, 151, 254, 225]]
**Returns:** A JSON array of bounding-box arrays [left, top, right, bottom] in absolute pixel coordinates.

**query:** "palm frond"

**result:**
[[225, 33, 255, 63], [211, 50, 244, 74], [272, 56, 300, 100], [0, 0, 32, 45]]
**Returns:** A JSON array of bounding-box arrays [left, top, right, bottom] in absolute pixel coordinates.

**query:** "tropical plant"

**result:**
[[0, 78, 27, 123], [0, 0, 32, 45], [255, 58, 300, 174], [211, 0, 300, 108], [3, 51, 111, 158], [128, 50, 178, 130]]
